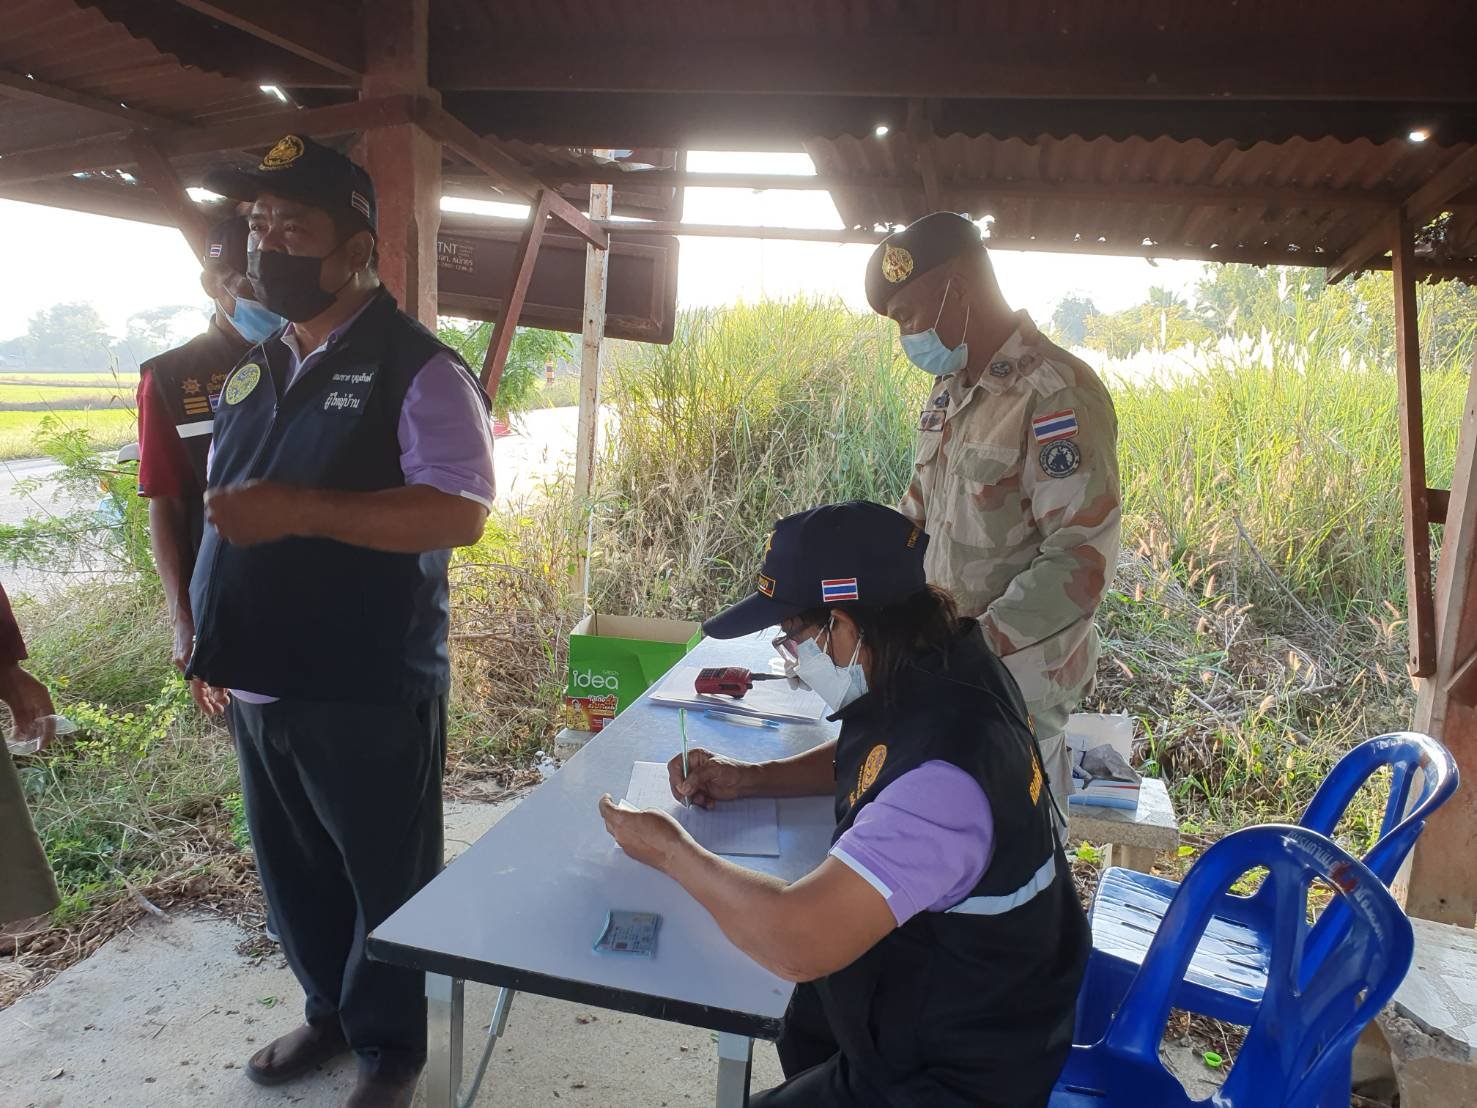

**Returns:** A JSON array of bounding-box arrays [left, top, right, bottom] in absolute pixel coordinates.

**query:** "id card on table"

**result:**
[[594, 910, 661, 957]]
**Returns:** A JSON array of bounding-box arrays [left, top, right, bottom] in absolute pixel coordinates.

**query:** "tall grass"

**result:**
[[587, 300, 925, 619]]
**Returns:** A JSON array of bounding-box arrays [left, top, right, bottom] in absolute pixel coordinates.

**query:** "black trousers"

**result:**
[[753, 983, 1057, 1108], [230, 694, 446, 1078], [751, 983, 889, 1107]]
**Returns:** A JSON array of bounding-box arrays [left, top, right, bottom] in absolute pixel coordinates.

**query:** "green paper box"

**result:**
[[565, 613, 703, 732]]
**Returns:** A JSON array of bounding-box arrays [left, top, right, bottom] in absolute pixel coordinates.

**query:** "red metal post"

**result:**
[[481, 190, 553, 395]]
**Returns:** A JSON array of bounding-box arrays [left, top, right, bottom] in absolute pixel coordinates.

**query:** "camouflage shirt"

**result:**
[[899, 311, 1122, 713]]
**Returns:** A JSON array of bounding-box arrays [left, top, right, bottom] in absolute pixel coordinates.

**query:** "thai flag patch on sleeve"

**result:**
[[208, 243, 224, 258], [821, 578, 859, 602], [1032, 409, 1078, 443]]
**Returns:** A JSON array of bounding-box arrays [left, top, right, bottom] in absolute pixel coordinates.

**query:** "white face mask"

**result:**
[[792, 620, 868, 712]]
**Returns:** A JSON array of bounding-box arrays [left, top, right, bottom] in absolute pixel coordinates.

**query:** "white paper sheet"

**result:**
[[623, 761, 780, 857], [645, 666, 827, 724]]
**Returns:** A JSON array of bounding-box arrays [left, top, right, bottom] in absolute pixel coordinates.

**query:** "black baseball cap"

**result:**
[[703, 501, 930, 639], [204, 134, 376, 233], [864, 212, 982, 314]]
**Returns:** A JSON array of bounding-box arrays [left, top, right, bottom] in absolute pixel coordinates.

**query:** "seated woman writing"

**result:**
[[598, 500, 1088, 1108]]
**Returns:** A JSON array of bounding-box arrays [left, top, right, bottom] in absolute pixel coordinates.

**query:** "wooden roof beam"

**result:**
[[0, 95, 416, 188], [169, 0, 364, 82], [1327, 146, 1477, 283], [0, 67, 181, 130], [507, 167, 1411, 213], [433, 34, 1477, 101], [413, 102, 608, 250]]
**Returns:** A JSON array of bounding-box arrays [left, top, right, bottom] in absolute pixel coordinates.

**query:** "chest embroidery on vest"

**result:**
[[1029, 750, 1044, 805], [848, 743, 888, 807], [180, 376, 211, 416], [223, 363, 262, 406], [208, 372, 228, 411]]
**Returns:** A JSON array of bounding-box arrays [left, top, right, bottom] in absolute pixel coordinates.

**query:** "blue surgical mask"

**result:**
[[792, 620, 868, 712], [900, 278, 970, 376], [224, 296, 286, 344]]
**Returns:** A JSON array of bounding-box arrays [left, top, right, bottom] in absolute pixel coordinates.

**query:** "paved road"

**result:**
[[0, 406, 585, 598]]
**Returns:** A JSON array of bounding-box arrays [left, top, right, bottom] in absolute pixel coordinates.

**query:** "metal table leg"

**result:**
[[715, 1032, 753, 1108], [424, 973, 517, 1108], [426, 974, 464, 1108]]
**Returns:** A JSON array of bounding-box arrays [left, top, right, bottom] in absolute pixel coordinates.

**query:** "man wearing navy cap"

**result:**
[[188, 134, 495, 1108], [865, 213, 1123, 837]]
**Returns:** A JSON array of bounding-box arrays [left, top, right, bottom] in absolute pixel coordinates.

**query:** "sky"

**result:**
[[0, 149, 1204, 343]]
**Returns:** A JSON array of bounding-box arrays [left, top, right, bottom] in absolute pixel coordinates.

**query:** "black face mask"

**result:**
[[247, 246, 345, 323]]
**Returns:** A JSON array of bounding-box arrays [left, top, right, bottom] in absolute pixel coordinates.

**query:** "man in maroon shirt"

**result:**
[[0, 582, 60, 928], [136, 215, 283, 709]]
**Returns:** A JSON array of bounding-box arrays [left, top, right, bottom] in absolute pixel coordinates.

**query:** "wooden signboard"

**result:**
[[436, 219, 679, 344]]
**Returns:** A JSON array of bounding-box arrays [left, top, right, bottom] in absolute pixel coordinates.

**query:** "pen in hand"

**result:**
[[679, 707, 691, 808]]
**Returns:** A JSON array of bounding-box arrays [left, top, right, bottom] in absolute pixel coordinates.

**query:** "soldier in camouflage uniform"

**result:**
[[865, 213, 1122, 834]]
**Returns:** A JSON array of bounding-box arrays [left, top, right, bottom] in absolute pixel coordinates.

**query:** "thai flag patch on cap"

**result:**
[[1032, 409, 1078, 443], [208, 243, 224, 258], [821, 578, 859, 602]]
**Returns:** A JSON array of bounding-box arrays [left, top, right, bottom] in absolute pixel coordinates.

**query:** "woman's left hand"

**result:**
[[598, 794, 693, 872]]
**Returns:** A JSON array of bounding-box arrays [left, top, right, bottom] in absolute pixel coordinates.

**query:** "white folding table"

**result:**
[[367, 633, 838, 1108]]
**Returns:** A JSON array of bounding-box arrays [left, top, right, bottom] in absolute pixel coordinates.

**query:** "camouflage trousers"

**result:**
[[0, 744, 58, 925], [1030, 699, 1074, 846]]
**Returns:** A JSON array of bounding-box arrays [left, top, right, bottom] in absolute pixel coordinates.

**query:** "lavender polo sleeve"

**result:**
[[397, 353, 496, 508], [828, 760, 996, 926]]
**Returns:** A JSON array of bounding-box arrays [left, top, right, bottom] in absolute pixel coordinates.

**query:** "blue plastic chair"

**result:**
[[1052, 825, 1414, 1107], [1075, 731, 1454, 1105]]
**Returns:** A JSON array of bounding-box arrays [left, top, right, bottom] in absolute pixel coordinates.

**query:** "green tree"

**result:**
[[436, 319, 574, 422], [1049, 294, 1100, 347], [22, 302, 113, 371], [115, 305, 204, 369]]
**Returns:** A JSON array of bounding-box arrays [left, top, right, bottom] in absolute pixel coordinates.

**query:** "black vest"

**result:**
[[815, 623, 1089, 1106], [142, 319, 251, 550], [186, 290, 487, 704]]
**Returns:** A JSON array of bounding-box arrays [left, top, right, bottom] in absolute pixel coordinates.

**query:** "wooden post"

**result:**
[[573, 170, 613, 592], [128, 137, 208, 258], [1392, 208, 1438, 678], [1406, 349, 1477, 926], [480, 190, 553, 395], [360, 0, 440, 327]]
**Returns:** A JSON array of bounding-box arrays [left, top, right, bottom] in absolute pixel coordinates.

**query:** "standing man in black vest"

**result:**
[[136, 215, 284, 711], [189, 135, 495, 1108]]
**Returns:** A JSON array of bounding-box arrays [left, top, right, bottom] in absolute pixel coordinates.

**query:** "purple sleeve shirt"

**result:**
[[829, 760, 995, 926], [226, 322, 495, 704]]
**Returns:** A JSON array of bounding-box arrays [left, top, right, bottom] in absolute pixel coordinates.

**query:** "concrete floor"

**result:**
[[0, 798, 783, 1108]]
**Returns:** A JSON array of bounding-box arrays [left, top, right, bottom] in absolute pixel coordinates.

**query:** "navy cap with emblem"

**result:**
[[204, 134, 376, 234], [864, 212, 982, 315], [202, 214, 251, 273], [703, 501, 930, 639]]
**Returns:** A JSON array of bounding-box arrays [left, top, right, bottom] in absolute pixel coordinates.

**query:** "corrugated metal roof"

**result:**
[[806, 130, 1477, 266], [1, 0, 1475, 275]]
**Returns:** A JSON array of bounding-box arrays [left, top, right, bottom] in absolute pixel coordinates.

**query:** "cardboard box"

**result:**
[[564, 613, 703, 732]]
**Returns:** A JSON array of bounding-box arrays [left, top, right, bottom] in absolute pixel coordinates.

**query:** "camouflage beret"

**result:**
[[864, 212, 983, 314]]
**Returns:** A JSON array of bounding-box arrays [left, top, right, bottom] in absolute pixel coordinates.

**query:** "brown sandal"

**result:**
[[245, 1021, 349, 1086]]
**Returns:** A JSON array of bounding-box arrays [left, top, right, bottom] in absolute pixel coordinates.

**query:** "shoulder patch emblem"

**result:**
[[858, 744, 887, 794], [260, 134, 304, 170], [918, 408, 945, 432], [881, 245, 913, 283], [223, 363, 262, 406], [1032, 408, 1078, 443], [1040, 439, 1081, 478], [989, 359, 1013, 378]]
